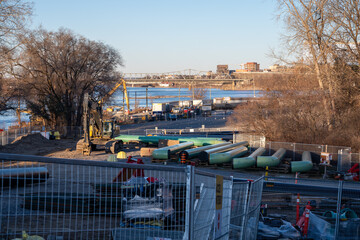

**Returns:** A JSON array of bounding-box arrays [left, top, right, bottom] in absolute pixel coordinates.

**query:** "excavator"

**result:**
[[76, 78, 130, 155]]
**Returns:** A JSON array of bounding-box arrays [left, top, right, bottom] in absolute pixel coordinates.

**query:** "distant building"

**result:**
[[236, 62, 261, 72], [217, 65, 229, 74], [244, 62, 260, 72], [269, 64, 287, 72]]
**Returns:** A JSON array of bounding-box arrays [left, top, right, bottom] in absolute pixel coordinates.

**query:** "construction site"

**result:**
[[0, 96, 359, 239]]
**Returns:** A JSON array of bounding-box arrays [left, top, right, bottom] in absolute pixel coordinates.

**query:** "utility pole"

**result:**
[[146, 87, 148, 109], [192, 82, 195, 101], [179, 86, 181, 106], [135, 92, 137, 111], [210, 86, 212, 100]]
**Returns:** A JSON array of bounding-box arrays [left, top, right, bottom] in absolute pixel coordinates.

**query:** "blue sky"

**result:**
[[31, 0, 282, 73]]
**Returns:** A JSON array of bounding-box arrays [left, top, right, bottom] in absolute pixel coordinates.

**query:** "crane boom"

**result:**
[[98, 78, 129, 111]]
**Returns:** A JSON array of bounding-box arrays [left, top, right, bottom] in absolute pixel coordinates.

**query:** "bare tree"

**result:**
[[0, 0, 32, 113], [229, 0, 360, 150], [15, 28, 123, 127], [0, 0, 32, 45], [193, 87, 208, 100]]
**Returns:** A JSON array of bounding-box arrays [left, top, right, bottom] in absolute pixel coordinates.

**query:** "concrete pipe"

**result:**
[[233, 147, 266, 169], [257, 148, 286, 167], [152, 141, 194, 160], [291, 151, 313, 173], [209, 146, 248, 165]]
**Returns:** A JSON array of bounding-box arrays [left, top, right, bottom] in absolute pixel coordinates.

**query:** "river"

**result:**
[[112, 87, 259, 108], [0, 87, 260, 129]]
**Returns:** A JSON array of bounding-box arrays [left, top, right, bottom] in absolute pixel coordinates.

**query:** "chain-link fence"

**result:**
[[145, 127, 236, 136], [265, 141, 350, 162], [233, 133, 266, 149]]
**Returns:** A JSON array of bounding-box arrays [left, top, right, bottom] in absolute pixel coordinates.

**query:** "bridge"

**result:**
[[122, 69, 253, 88]]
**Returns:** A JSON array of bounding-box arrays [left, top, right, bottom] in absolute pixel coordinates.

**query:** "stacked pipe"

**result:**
[[291, 151, 313, 173], [209, 146, 248, 165], [178, 142, 231, 163], [257, 148, 286, 167], [152, 142, 194, 160], [199, 141, 249, 163], [114, 135, 224, 146], [233, 147, 266, 169]]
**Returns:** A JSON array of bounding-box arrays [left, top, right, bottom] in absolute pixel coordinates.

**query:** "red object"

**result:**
[[296, 201, 313, 237], [348, 163, 359, 174], [146, 177, 158, 183], [348, 163, 359, 181], [296, 193, 300, 223], [112, 156, 145, 182]]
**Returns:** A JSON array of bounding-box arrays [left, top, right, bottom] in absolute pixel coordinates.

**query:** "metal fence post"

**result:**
[[335, 180, 343, 239], [268, 142, 271, 155], [185, 165, 195, 240], [293, 143, 296, 161]]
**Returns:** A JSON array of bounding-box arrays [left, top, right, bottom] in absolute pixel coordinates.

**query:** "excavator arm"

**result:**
[[98, 78, 129, 111]]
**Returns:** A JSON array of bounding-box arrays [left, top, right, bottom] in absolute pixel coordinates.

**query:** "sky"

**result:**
[[30, 0, 283, 73]]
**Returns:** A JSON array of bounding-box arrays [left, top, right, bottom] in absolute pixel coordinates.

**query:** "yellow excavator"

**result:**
[[76, 78, 129, 155]]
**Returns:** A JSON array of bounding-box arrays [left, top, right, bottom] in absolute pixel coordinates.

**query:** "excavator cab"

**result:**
[[103, 120, 114, 139]]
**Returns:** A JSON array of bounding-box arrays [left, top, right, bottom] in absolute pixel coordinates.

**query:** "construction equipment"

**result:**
[[76, 79, 129, 155]]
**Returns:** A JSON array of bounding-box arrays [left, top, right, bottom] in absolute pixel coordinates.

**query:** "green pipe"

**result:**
[[152, 142, 194, 160], [114, 135, 223, 146], [179, 142, 231, 161], [233, 147, 266, 169], [257, 148, 286, 167], [291, 151, 313, 173], [209, 146, 248, 165], [199, 141, 249, 163]]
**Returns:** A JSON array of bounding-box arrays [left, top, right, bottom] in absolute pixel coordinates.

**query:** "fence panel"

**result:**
[[337, 181, 360, 240], [233, 134, 265, 149], [229, 180, 249, 239], [0, 154, 189, 240], [192, 170, 234, 240], [242, 177, 264, 240]]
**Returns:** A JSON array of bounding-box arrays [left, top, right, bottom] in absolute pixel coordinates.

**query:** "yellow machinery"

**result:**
[[98, 78, 129, 111], [77, 78, 129, 155]]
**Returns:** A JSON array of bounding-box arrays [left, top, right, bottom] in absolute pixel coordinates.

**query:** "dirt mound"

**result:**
[[12, 133, 49, 145], [0, 133, 64, 155]]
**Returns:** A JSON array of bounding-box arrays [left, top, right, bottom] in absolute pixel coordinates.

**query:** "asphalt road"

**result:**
[[119, 111, 232, 135]]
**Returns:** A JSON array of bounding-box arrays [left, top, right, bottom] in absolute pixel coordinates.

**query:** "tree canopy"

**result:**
[[16, 28, 123, 127]]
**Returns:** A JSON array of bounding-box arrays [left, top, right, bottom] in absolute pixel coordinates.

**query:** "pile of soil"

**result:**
[[0, 133, 70, 155], [12, 133, 50, 145]]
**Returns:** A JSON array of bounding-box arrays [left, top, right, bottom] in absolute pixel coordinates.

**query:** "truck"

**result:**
[[152, 103, 167, 113], [201, 105, 212, 116]]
